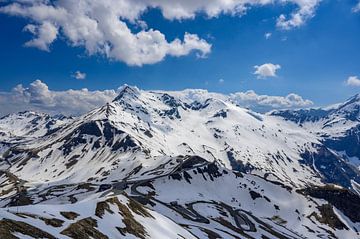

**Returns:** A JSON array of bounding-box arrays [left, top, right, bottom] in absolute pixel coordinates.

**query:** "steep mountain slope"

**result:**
[[272, 94, 360, 174], [1, 157, 359, 239], [0, 193, 195, 239], [124, 160, 360, 239]]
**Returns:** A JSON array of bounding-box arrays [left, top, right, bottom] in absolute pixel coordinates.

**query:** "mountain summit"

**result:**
[[113, 85, 141, 102]]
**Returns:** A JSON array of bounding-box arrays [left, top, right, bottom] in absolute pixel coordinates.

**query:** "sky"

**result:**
[[0, 0, 360, 116]]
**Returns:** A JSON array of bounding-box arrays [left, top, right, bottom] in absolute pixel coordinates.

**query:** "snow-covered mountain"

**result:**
[[0, 111, 71, 140], [272, 94, 360, 173], [0, 86, 359, 238], [0, 111, 72, 157], [271, 94, 360, 136]]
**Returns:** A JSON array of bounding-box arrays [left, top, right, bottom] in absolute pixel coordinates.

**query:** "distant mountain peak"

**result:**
[[113, 84, 140, 102], [340, 93, 360, 108], [330, 93, 360, 120], [0, 110, 46, 120], [348, 93, 360, 101]]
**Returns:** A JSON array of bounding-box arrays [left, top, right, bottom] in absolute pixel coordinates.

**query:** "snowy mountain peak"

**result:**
[[346, 93, 360, 102], [113, 84, 140, 102], [334, 93, 360, 120]]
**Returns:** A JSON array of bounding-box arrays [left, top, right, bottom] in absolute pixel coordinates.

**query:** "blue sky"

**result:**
[[0, 0, 359, 115]]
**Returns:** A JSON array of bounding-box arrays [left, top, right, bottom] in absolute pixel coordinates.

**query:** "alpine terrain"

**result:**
[[0, 86, 360, 239]]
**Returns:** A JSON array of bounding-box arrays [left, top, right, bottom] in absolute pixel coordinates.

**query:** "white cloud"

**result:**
[[23, 21, 58, 51], [353, 1, 360, 13], [218, 78, 225, 84], [0, 1, 211, 66], [229, 90, 313, 112], [0, 80, 117, 117], [264, 32, 272, 39], [254, 63, 281, 79], [0, 80, 313, 116], [276, 0, 321, 30], [346, 76, 360, 87], [72, 71, 86, 80], [0, 1, 323, 65]]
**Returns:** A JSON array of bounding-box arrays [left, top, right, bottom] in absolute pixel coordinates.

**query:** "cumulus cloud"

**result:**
[[0, 1, 211, 66], [0, 80, 117, 117], [0, 1, 322, 65], [229, 90, 313, 112], [0, 80, 313, 116], [346, 76, 360, 87], [254, 63, 281, 79], [72, 71, 86, 80]]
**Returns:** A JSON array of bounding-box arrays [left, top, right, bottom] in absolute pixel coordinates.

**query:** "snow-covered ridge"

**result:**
[[1, 86, 323, 186], [1, 87, 360, 188], [0, 111, 72, 140], [271, 93, 360, 173], [271, 93, 360, 134]]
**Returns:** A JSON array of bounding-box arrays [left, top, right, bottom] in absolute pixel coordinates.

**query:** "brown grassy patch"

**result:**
[[107, 197, 148, 239], [40, 217, 64, 227], [14, 212, 64, 227], [0, 218, 56, 239], [61, 217, 109, 239], [60, 211, 79, 220], [127, 198, 153, 218], [309, 204, 348, 230], [95, 201, 114, 218]]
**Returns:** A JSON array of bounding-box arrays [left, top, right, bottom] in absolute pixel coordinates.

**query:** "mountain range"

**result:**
[[0, 86, 359, 239]]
